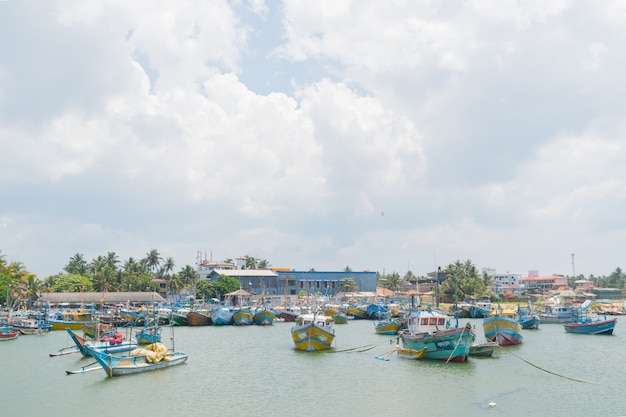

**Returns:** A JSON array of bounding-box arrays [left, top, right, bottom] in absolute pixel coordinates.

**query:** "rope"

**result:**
[[445, 323, 469, 363], [506, 351, 596, 384]]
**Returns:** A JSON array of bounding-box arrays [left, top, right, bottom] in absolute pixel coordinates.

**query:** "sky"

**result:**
[[1, 0, 626, 280]]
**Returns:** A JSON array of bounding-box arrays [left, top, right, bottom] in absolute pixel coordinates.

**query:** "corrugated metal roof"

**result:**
[[38, 292, 165, 304]]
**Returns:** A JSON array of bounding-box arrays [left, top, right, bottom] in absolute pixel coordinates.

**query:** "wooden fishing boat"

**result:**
[[483, 310, 523, 346], [564, 317, 617, 335], [399, 309, 475, 362], [332, 313, 349, 324], [84, 342, 188, 377], [66, 328, 138, 357], [347, 305, 369, 320], [469, 341, 499, 357], [210, 306, 233, 326], [47, 309, 95, 331], [396, 346, 427, 360], [19, 328, 49, 335], [252, 308, 275, 325], [186, 311, 212, 326], [82, 322, 114, 338], [291, 312, 335, 351], [0, 325, 19, 341], [232, 307, 253, 326], [519, 314, 540, 330]]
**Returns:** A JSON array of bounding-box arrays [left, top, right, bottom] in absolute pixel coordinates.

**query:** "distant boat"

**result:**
[[347, 305, 369, 320], [211, 306, 234, 326], [135, 325, 162, 344], [537, 304, 575, 324], [84, 342, 188, 377], [399, 309, 475, 362], [0, 325, 19, 341], [252, 308, 275, 325], [232, 307, 253, 326], [564, 302, 617, 335], [564, 317, 617, 335], [374, 317, 401, 335], [483, 309, 523, 346], [291, 312, 335, 351], [186, 311, 212, 326]]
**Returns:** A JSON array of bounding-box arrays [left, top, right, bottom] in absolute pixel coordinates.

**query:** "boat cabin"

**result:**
[[405, 310, 450, 334]]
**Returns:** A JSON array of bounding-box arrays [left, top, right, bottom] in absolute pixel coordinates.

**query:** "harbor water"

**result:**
[[2, 318, 624, 417]]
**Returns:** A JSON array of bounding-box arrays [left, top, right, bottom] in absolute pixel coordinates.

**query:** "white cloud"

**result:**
[[2, 0, 626, 279]]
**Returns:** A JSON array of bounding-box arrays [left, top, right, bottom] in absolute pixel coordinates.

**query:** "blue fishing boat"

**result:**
[[211, 305, 233, 326], [135, 325, 162, 344], [399, 309, 475, 362], [84, 342, 188, 377], [367, 303, 388, 319], [564, 302, 617, 335]]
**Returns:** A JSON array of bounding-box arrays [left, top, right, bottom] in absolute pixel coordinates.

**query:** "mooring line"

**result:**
[[507, 351, 596, 384]]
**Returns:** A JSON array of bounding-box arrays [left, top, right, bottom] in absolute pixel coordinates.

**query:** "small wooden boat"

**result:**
[[291, 312, 335, 351], [0, 325, 19, 341], [19, 328, 49, 335], [85, 342, 188, 377], [332, 313, 349, 324], [469, 341, 499, 357], [66, 328, 137, 357], [347, 305, 369, 320], [396, 346, 427, 360], [519, 314, 540, 330]]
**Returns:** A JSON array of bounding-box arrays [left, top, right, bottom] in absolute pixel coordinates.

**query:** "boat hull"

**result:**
[[564, 318, 616, 335], [291, 323, 335, 351], [252, 310, 275, 325], [400, 325, 475, 362], [374, 319, 401, 335], [186, 312, 212, 326], [483, 315, 523, 346], [86, 345, 188, 377], [0, 326, 19, 340], [49, 320, 92, 331], [519, 315, 540, 330], [232, 309, 253, 326]]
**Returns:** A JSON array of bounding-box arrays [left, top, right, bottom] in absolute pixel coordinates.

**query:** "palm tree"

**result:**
[[64, 253, 88, 275], [144, 249, 162, 275]]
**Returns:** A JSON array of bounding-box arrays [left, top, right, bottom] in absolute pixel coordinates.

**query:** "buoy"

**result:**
[[489, 402, 496, 408]]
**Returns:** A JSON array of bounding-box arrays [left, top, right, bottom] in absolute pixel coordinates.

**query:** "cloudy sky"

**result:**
[[2, 0, 625, 280]]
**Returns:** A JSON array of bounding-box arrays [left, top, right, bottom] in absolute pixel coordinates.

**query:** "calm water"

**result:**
[[2, 318, 624, 417]]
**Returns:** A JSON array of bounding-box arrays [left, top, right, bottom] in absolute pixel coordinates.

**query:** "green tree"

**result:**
[[143, 249, 162, 275], [211, 275, 240, 299], [52, 274, 93, 292]]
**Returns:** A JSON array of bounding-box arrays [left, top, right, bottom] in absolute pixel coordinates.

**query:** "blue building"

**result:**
[[202, 266, 376, 298]]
